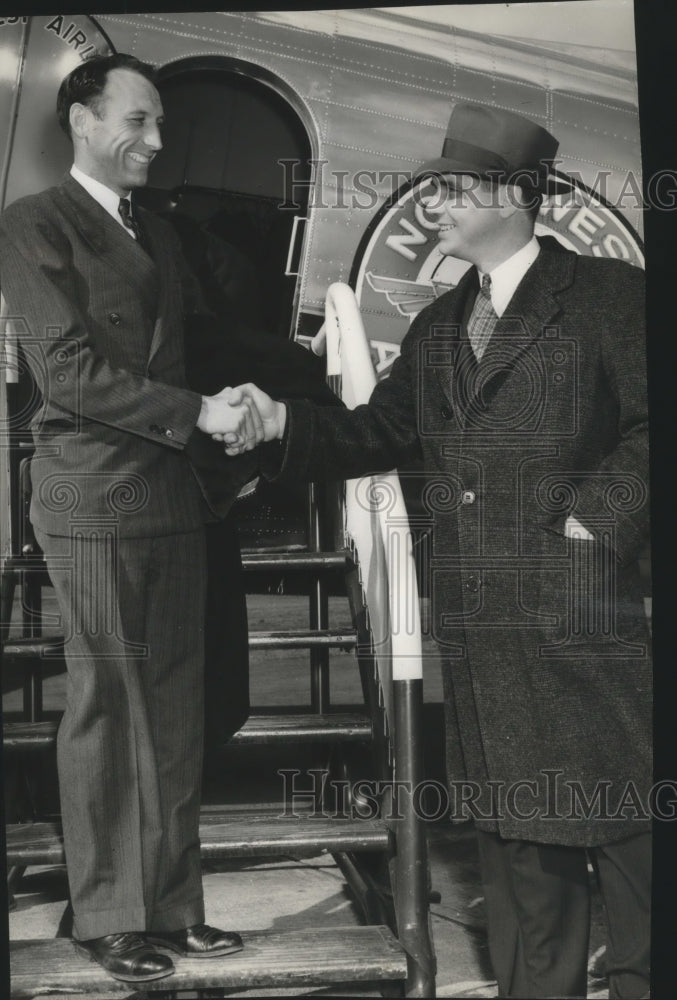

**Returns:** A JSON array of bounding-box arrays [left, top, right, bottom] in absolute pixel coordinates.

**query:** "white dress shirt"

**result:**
[[70, 165, 136, 237], [479, 236, 540, 318]]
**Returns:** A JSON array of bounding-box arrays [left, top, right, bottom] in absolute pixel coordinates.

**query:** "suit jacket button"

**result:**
[[440, 405, 453, 420], [164, 428, 174, 439], [461, 490, 476, 505], [109, 312, 121, 325], [465, 575, 481, 593]]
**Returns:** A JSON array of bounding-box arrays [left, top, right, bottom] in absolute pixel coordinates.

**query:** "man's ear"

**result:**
[[498, 183, 523, 219], [69, 103, 90, 140]]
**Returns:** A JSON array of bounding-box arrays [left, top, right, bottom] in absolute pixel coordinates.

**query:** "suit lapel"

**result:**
[[57, 176, 159, 313], [139, 206, 176, 369]]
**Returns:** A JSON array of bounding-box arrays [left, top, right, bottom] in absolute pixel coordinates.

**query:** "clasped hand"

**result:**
[[197, 383, 285, 454]]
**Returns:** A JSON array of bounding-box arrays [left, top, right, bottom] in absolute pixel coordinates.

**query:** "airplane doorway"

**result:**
[[139, 59, 313, 340], [138, 60, 320, 554]]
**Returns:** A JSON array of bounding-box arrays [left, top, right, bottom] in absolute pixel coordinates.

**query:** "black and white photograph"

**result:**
[[0, 2, 671, 997]]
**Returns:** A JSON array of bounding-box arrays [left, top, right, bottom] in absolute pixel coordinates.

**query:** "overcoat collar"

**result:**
[[435, 238, 577, 418], [479, 237, 576, 373], [432, 265, 476, 409]]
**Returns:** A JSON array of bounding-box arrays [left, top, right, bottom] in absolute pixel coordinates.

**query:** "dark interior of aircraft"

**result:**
[[137, 64, 318, 552], [138, 64, 312, 339]]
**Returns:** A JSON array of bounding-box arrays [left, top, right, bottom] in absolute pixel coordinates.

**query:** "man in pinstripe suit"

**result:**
[[0, 54, 260, 982]]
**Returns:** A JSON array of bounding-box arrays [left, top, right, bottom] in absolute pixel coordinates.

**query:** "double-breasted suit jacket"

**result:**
[[0, 174, 260, 535], [272, 239, 651, 846], [0, 175, 255, 939]]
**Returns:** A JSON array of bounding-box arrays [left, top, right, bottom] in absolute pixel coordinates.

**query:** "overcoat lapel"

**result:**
[[462, 243, 577, 414], [433, 266, 478, 412]]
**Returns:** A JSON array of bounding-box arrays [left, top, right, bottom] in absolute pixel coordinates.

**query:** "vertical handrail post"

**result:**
[[393, 677, 436, 996], [325, 282, 437, 996], [308, 481, 330, 712]]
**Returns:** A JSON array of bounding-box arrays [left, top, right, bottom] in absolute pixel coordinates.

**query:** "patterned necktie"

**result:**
[[118, 198, 147, 251], [467, 273, 497, 361]]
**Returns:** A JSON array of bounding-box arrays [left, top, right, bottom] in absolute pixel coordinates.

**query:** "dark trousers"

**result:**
[[203, 513, 249, 755], [476, 829, 651, 999], [36, 527, 207, 941]]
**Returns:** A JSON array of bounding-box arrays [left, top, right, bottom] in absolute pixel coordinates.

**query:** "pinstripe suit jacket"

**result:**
[[0, 175, 254, 536]]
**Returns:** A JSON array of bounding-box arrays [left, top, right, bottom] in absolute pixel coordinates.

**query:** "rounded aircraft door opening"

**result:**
[[137, 58, 316, 552], [139, 58, 313, 340]]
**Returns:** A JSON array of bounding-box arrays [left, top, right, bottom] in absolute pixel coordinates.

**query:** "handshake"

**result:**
[[196, 383, 286, 455]]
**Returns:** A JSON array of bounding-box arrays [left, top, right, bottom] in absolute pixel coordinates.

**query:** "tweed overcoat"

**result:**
[[274, 239, 652, 846]]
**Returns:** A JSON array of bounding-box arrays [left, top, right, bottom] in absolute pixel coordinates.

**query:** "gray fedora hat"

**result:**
[[415, 102, 560, 191]]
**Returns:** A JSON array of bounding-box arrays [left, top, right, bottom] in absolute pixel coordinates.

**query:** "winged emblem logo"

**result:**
[[365, 272, 454, 317]]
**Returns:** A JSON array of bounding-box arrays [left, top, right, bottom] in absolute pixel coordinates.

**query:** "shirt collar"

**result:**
[[480, 236, 540, 318], [70, 165, 129, 228]]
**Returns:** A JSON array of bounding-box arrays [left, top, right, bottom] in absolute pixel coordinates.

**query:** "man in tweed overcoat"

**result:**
[[234, 105, 652, 998]]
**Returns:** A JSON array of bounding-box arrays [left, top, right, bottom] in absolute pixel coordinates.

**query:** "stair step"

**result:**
[[4, 550, 352, 574], [249, 629, 357, 650], [199, 810, 391, 857], [2, 638, 65, 659], [6, 809, 390, 867], [3, 712, 372, 753], [3, 721, 58, 752], [229, 711, 372, 744], [3, 628, 357, 659], [241, 549, 353, 571], [9, 925, 407, 997]]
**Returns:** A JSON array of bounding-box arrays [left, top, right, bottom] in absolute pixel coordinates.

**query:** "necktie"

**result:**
[[118, 198, 147, 252], [467, 273, 497, 361]]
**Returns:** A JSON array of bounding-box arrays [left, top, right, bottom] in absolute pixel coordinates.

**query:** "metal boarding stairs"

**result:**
[[1, 284, 436, 997]]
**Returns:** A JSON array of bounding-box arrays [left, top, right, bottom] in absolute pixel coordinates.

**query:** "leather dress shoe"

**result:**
[[147, 923, 244, 958], [74, 932, 175, 982]]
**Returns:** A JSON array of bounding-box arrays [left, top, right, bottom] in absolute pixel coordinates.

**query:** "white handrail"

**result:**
[[324, 282, 423, 703], [324, 283, 436, 996]]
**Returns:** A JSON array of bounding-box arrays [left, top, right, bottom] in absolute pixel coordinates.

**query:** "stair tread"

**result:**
[[9, 925, 407, 996], [249, 629, 357, 649], [3, 712, 372, 751], [241, 550, 353, 570], [3, 628, 357, 655], [6, 810, 390, 865], [231, 712, 371, 742], [3, 546, 351, 566]]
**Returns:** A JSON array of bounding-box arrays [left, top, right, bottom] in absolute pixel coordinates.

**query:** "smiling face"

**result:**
[[71, 67, 163, 196], [421, 173, 506, 267]]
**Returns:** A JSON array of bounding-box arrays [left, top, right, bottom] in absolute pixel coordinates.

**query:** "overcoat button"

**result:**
[[164, 428, 174, 439], [109, 312, 121, 325], [465, 575, 481, 592], [440, 405, 453, 420], [461, 490, 476, 505]]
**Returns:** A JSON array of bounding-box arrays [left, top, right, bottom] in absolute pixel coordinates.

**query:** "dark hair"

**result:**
[[56, 53, 157, 139]]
